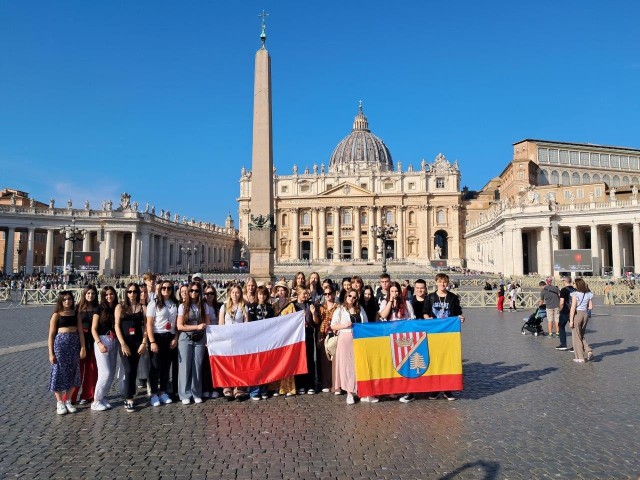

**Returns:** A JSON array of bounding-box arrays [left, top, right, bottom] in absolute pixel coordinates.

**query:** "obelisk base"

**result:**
[[249, 230, 274, 283]]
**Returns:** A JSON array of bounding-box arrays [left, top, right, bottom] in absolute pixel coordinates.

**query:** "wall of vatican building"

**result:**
[[0, 189, 238, 276]]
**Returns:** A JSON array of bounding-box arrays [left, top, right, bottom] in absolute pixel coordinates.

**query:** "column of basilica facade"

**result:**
[[0, 189, 238, 276]]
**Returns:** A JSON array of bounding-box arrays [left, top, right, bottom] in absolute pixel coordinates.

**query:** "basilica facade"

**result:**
[[238, 104, 464, 267]]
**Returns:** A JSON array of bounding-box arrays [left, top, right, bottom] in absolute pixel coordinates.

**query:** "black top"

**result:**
[[424, 291, 463, 319], [411, 298, 427, 319], [248, 303, 275, 322], [120, 308, 145, 340], [57, 313, 77, 329], [560, 286, 576, 315], [349, 312, 363, 324]]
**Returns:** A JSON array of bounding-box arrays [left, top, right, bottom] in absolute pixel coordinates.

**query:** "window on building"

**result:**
[[603, 174, 610, 185], [538, 148, 549, 163], [408, 182, 416, 190], [326, 213, 333, 226], [592, 173, 601, 183], [621, 156, 629, 169], [622, 176, 630, 186], [570, 151, 579, 165], [582, 173, 591, 184], [436, 210, 446, 225], [384, 181, 394, 190], [632, 177, 639, 185], [560, 150, 570, 164], [551, 170, 560, 184], [361, 212, 367, 225], [281, 185, 288, 193], [301, 211, 310, 226], [300, 184, 310, 193], [594, 187, 602, 197], [564, 190, 572, 199], [590, 153, 599, 167], [385, 210, 394, 224], [343, 210, 352, 225], [580, 152, 589, 166], [631, 157, 639, 170], [613, 175, 620, 187], [611, 155, 620, 168], [577, 189, 584, 199], [282, 214, 288, 227], [436, 177, 445, 188], [360, 183, 368, 189], [571, 172, 580, 185], [408, 211, 416, 225], [326, 184, 333, 190], [601, 155, 610, 167], [549, 149, 559, 164], [562, 171, 570, 186]]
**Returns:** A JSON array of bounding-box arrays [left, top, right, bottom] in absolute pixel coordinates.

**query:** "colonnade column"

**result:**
[[104, 231, 113, 276], [367, 207, 376, 260], [633, 223, 640, 274], [353, 207, 361, 260], [25, 228, 35, 274], [334, 207, 341, 259], [130, 231, 138, 276], [590, 224, 600, 275], [45, 229, 55, 274], [140, 232, 150, 273], [611, 223, 621, 277], [418, 206, 429, 260], [312, 208, 319, 260], [570, 226, 578, 249], [540, 226, 552, 277], [319, 208, 326, 260], [513, 227, 524, 276], [83, 232, 91, 252], [291, 209, 299, 260], [396, 206, 404, 259]]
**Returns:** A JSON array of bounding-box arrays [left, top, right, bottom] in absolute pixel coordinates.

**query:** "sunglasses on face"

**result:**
[[161, 286, 172, 291], [348, 295, 357, 299], [190, 289, 200, 293], [205, 292, 215, 296], [127, 290, 138, 294]]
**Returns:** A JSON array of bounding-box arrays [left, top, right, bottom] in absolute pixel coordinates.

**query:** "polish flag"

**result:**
[[207, 311, 307, 387]]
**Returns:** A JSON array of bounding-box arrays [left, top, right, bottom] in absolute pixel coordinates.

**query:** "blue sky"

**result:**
[[2, 1, 639, 226]]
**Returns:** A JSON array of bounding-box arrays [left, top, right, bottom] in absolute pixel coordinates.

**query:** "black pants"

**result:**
[[119, 336, 141, 399], [149, 332, 174, 394], [295, 328, 320, 391], [559, 312, 570, 347]]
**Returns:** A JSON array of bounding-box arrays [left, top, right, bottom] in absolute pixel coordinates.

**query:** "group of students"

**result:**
[[47, 271, 465, 415]]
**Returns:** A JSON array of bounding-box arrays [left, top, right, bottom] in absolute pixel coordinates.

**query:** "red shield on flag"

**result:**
[[390, 331, 429, 378]]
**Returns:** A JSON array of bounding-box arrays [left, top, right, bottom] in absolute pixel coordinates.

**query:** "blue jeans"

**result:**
[[249, 384, 267, 398]]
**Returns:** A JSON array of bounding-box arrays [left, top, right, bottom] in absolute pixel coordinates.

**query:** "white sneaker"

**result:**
[[361, 396, 379, 403], [334, 391, 342, 396], [399, 394, 415, 403], [91, 401, 107, 411], [193, 397, 203, 404], [209, 391, 220, 399], [322, 388, 330, 393], [150, 395, 161, 407], [307, 389, 315, 395], [346, 394, 355, 405], [64, 400, 77, 413], [181, 399, 191, 405], [297, 388, 306, 395], [56, 401, 67, 415], [250, 396, 261, 401], [159, 393, 172, 404]]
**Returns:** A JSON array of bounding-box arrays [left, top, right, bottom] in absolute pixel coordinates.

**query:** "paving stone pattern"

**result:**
[[0, 305, 638, 479]]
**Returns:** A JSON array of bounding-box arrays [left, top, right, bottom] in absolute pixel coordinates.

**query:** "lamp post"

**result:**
[[59, 218, 86, 282], [16, 239, 23, 274], [181, 241, 195, 275], [370, 224, 398, 275]]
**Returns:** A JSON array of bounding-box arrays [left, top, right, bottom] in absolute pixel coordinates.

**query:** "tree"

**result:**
[[410, 353, 427, 374]]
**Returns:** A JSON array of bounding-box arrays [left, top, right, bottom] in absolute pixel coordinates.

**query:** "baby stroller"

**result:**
[[521, 304, 546, 336]]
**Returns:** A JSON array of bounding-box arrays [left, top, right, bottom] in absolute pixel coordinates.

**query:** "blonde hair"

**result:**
[[225, 284, 246, 312]]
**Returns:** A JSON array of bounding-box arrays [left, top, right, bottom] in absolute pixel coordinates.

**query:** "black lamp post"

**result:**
[[16, 239, 23, 273], [181, 241, 195, 275], [59, 218, 86, 281], [370, 224, 398, 275]]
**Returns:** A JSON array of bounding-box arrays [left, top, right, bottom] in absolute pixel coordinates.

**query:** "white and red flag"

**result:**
[[206, 311, 307, 387]]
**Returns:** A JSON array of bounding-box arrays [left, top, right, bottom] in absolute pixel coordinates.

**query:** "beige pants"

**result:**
[[572, 311, 592, 360]]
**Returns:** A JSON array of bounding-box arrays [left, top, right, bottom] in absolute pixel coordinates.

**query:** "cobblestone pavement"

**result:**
[[0, 304, 638, 479]]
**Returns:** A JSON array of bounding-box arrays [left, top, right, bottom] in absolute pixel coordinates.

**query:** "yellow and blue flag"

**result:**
[[352, 317, 463, 397]]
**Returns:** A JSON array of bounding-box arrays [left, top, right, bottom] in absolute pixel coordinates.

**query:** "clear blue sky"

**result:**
[[2, 1, 639, 226]]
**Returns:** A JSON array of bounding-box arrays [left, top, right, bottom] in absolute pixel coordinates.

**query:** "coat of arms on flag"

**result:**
[[391, 332, 429, 378]]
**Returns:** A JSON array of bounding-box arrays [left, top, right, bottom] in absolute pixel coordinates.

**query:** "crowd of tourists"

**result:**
[[47, 271, 466, 415]]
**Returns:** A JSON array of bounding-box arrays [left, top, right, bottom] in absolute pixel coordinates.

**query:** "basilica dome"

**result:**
[[328, 103, 393, 174]]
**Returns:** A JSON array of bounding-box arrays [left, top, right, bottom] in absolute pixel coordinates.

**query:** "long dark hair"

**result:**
[[77, 285, 98, 312], [390, 281, 407, 319], [123, 282, 141, 309], [574, 277, 589, 293], [54, 290, 75, 314], [99, 286, 118, 325], [156, 281, 178, 310], [183, 281, 206, 322]]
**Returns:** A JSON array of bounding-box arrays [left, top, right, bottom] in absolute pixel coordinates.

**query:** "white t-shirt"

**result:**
[[571, 291, 593, 311], [146, 299, 178, 334], [205, 303, 219, 325], [219, 303, 247, 324]]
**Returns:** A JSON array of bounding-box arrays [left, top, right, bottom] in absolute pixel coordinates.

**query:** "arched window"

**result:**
[[582, 173, 591, 184], [551, 170, 560, 184], [538, 170, 549, 185], [592, 173, 601, 183], [622, 176, 630, 186], [301, 211, 310, 226], [361, 247, 368, 260], [343, 210, 352, 225], [571, 172, 580, 185], [408, 211, 416, 225], [603, 174, 611, 186], [281, 213, 288, 227], [385, 210, 394, 224], [632, 177, 639, 185], [561, 171, 570, 186], [613, 175, 620, 187], [361, 212, 367, 225], [436, 210, 446, 225]]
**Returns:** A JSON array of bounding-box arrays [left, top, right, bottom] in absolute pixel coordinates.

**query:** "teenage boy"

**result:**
[[423, 273, 465, 401], [411, 279, 429, 319], [556, 277, 575, 351], [375, 273, 391, 302]]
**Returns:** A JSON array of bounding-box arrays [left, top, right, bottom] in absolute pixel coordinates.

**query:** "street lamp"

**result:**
[[16, 239, 23, 274], [181, 241, 195, 275], [370, 224, 398, 275], [59, 217, 86, 281]]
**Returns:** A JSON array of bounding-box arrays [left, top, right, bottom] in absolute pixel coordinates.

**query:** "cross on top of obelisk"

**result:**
[[259, 10, 269, 47]]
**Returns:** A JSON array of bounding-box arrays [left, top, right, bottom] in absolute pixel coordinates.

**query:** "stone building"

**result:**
[[238, 104, 464, 267], [464, 139, 640, 277]]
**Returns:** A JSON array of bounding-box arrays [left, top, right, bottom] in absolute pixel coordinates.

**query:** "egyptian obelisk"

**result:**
[[249, 12, 275, 282]]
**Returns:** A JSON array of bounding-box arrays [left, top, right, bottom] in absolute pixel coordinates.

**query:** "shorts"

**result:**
[[546, 307, 560, 324]]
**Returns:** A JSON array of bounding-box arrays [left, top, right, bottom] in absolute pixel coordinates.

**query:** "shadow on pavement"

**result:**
[[461, 361, 558, 400], [438, 460, 501, 480], [590, 346, 639, 362], [589, 339, 623, 348]]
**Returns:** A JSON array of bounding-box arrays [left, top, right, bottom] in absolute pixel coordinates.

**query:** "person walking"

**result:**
[[556, 277, 575, 351], [569, 278, 594, 363]]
